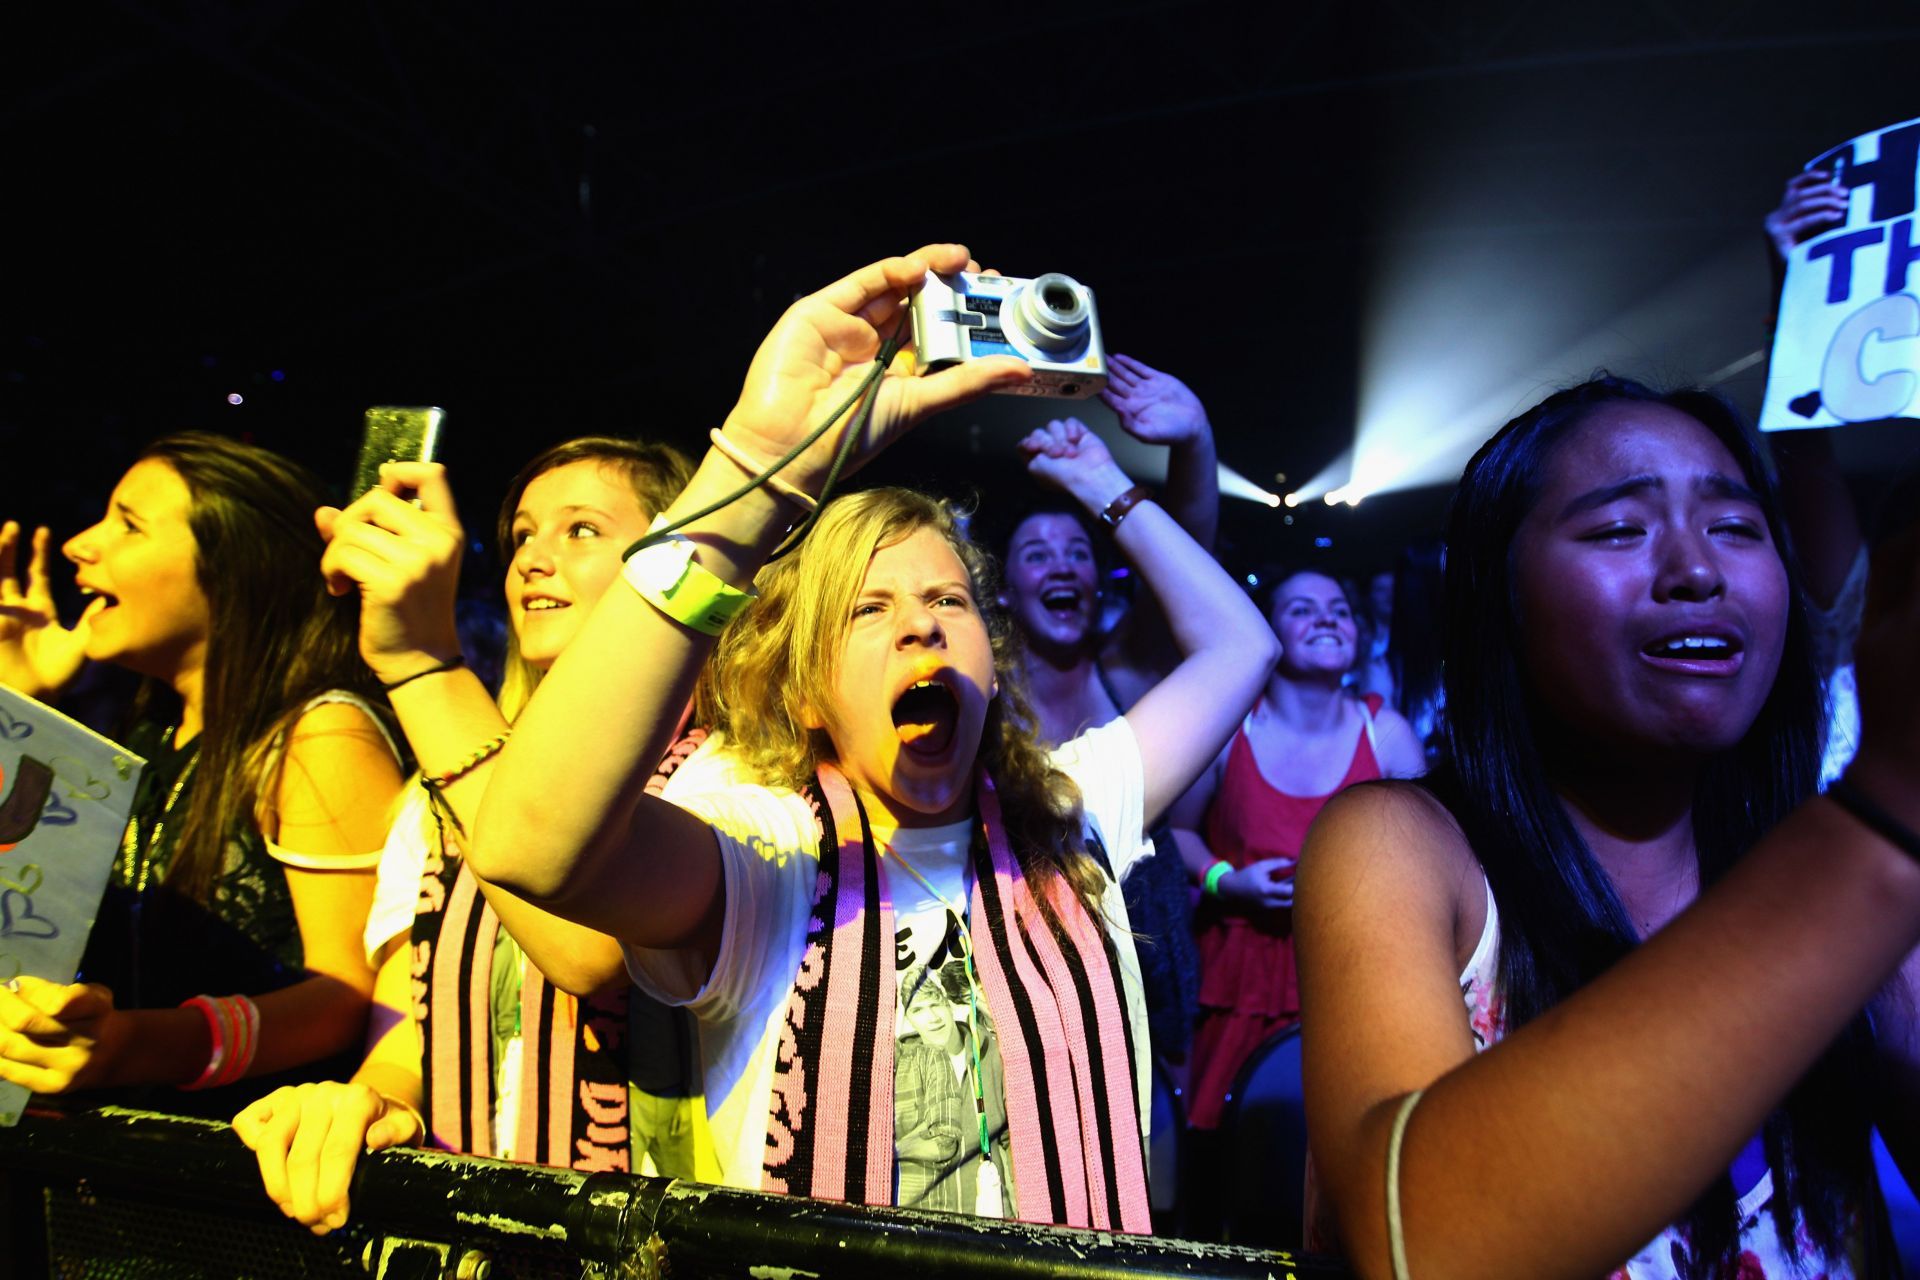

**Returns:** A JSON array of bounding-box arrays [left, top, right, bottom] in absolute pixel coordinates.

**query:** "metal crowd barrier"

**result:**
[[0, 1105, 1348, 1279]]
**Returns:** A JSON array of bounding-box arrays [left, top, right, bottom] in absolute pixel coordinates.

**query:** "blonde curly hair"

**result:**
[[701, 487, 1107, 914]]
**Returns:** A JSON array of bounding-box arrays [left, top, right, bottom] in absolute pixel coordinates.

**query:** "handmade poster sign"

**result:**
[[1762, 117, 1920, 431], [0, 686, 146, 1126]]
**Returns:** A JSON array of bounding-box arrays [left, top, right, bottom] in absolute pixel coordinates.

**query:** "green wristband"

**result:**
[[621, 518, 757, 637], [1203, 860, 1232, 897]]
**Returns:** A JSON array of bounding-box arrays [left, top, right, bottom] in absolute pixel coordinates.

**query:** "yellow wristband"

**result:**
[[622, 517, 757, 637]]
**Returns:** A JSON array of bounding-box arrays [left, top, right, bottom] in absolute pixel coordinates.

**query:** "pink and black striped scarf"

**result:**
[[415, 724, 710, 1171], [763, 763, 1152, 1232]]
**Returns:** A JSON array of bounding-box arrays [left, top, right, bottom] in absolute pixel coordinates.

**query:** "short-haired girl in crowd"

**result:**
[[465, 244, 1278, 1229], [1167, 569, 1425, 1131], [0, 435, 405, 1114], [1297, 378, 1920, 1279], [233, 437, 707, 1233]]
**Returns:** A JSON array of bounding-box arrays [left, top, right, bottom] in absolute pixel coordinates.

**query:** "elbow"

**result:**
[[465, 805, 562, 902]]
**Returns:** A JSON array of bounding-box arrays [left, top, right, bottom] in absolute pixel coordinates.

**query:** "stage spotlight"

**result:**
[[1284, 493, 1301, 508]]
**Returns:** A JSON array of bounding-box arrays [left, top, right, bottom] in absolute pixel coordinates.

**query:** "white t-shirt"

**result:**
[[625, 717, 1154, 1204]]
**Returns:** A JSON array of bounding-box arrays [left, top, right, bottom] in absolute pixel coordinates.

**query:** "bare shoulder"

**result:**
[[1368, 706, 1428, 778], [1297, 782, 1474, 932], [285, 697, 392, 746]]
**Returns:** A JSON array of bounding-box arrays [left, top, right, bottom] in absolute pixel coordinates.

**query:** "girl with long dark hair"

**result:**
[[0, 434, 404, 1115], [1296, 377, 1920, 1279]]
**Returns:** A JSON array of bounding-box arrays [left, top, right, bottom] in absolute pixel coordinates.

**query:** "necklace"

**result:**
[[883, 841, 994, 1166], [118, 726, 200, 893]]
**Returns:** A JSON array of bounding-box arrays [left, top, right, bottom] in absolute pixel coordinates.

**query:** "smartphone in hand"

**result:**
[[351, 406, 445, 500]]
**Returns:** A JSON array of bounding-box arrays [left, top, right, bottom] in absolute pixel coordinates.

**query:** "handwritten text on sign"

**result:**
[[1762, 118, 1920, 431]]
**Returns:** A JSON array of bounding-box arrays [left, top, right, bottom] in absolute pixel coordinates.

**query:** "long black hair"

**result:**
[[1428, 376, 1879, 1276]]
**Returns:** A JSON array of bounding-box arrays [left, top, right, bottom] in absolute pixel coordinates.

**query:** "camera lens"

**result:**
[[1009, 272, 1091, 354]]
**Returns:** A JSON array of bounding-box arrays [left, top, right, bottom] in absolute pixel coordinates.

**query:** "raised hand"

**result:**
[[314, 463, 465, 686], [1018, 417, 1134, 514], [233, 1080, 423, 1234], [0, 976, 127, 1094], [1765, 170, 1850, 261], [719, 244, 1031, 495], [0, 522, 95, 699], [1099, 353, 1211, 447]]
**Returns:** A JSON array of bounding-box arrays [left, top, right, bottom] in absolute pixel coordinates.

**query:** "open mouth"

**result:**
[[892, 679, 960, 757], [78, 586, 120, 613], [1639, 631, 1744, 675], [1039, 586, 1082, 618], [522, 597, 569, 612]]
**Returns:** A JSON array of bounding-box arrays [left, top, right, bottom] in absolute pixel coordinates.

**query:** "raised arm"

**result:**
[[468, 245, 1029, 956], [1297, 524, 1920, 1280], [1095, 356, 1219, 707], [318, 463, 628, 995], [1019, 417, 1275, 827]]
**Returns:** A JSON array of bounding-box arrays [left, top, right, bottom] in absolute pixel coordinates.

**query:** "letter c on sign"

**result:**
[[1821, 293, 1920, 422]]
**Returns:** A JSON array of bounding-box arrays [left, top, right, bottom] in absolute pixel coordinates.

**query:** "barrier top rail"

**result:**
[[0, 1105, 1349, 1280]]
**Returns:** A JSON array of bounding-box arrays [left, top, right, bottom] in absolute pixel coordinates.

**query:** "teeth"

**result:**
[[79, 587, 97, 597], [524, 599, 567, 611], [1659, 636, 1730, 653]]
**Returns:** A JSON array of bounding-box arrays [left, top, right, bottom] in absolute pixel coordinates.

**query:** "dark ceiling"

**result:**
[[7, 1, 1920, 592]]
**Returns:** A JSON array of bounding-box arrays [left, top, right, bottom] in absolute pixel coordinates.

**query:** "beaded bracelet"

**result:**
[[707, 429, 819, 512], [180, 993, 260, 1091], [423, 730, 511, 792]]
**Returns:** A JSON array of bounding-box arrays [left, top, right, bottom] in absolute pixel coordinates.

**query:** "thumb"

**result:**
[[365, 1097, 421, 1151], [364, 1113, 412, 1152], [315, 507, 342, 541]]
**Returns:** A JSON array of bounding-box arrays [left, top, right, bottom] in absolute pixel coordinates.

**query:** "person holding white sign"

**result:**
[[1296, 377, 1920, 1280], [0, 435, 404, 1116]]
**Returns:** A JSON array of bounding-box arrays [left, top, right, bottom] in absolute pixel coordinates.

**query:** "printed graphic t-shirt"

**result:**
[[624, 718, 1153, 1210]]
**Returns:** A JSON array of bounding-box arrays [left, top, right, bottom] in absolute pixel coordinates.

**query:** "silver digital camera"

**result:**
[[910, 271, 1107, 398]]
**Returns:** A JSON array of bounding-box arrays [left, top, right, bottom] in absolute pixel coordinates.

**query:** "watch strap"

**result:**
[[1098, 483, 1152, 529]]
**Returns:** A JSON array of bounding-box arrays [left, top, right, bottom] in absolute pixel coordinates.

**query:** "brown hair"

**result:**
[[702, 487, 1107, 913], [132, 433, 380, 902], [493, 436, 695, 718]]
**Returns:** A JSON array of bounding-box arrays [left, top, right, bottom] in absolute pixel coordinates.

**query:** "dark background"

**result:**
[[7, 1, 1920, 603]]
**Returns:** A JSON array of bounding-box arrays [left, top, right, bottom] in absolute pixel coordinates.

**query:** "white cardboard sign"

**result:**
[[0, 687, 146, 1126], [1762, 117, 1920, 431]]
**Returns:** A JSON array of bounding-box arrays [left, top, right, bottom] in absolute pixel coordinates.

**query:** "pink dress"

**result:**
[[1187, 695, 1382, 1130]]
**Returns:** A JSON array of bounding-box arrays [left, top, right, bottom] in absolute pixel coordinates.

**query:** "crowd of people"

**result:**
[[0, 167, 1915, 1280]]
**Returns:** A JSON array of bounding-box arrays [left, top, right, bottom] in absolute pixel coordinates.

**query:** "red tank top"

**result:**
[[1205, 693, 1383, 869]]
